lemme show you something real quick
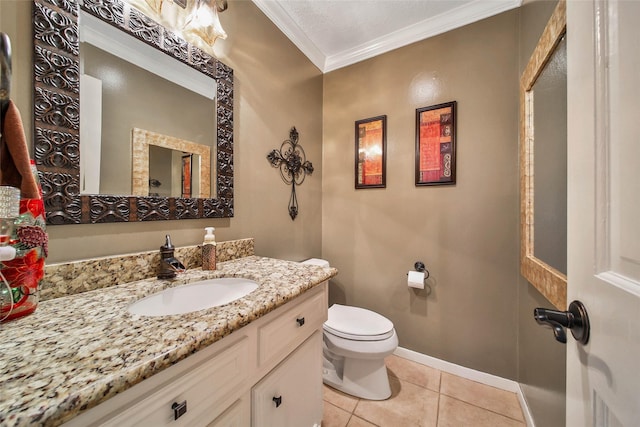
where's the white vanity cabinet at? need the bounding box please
[63,282,327,427]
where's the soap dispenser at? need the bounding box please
[202,227,217,270]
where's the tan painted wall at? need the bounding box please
[322,11,521,379]
[1,0,324,263]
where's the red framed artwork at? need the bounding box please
[355,115,386,189]
[415,101,457,186]
[181,154,192,198]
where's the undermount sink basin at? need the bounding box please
[127,278,259,316]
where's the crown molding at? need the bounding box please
[324,0,522,72]
[252,0,522,73]
[252,0,326,71]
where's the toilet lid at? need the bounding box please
[324,304,394,341]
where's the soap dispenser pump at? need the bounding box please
[202,227,217,270]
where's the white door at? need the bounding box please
[566,0,640,425]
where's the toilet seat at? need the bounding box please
[323,304,395,341]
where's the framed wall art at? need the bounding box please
[415,101,457,186]
[355,115,387,189]
[181,153,192,198]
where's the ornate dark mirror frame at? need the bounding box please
[32,0,233,225]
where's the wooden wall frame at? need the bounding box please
[355,115,386,189]
[520,0,567,309]
[415,101,457,186]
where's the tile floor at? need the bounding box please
[322,355,525,427]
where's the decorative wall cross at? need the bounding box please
[267,127,314,220]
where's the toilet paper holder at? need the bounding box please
[413,261,430,279]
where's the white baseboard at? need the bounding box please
[393,347,535,427]
[517,387,535,427]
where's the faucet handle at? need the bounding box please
[158,234,183,279]
[162,234,174,250]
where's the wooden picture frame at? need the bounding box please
[520,1,567,310]
[415,101,457,186]
[355,115,387,189]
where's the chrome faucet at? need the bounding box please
[158,235,186,279]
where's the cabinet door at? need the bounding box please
[252,332,322,427]
[207,395,250,427]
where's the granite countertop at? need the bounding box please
[0,256,337,427]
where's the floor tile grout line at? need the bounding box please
[439,393,526,423]
[387,373,442,394]
[323,399,363,427]
[323,391,523,427]
[323,355,526,426]
[434,390,441,427]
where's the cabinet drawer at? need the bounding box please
[100,336,250,427]
[258,287,327,366]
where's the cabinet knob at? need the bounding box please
[171,400,187,420]
[272,395,283,408]
[296,317,305,327]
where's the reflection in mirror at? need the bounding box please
[148,147,200,198]
[532,36,567,275]
[33,0,234,224]
[79,10,216,197]
[132,128,211,198]
[520,0,567,310]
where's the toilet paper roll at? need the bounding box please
[407,270,425,289]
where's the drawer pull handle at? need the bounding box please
[296,317,305,327]
[273,396,283,408]
[172,400,187,420]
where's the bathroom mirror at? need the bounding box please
[520,0,567,310]
[33,0,234,224]
[79,14,215,198]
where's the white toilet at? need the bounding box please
[301,259,398,400]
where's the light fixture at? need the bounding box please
[125,0,228,55]
[184,0,227,48]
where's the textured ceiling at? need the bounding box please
[252,0,522,72]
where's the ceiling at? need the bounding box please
[251,0,522,73]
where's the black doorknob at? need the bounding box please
[534,300,590,345]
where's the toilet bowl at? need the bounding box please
[301,259,398,400]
